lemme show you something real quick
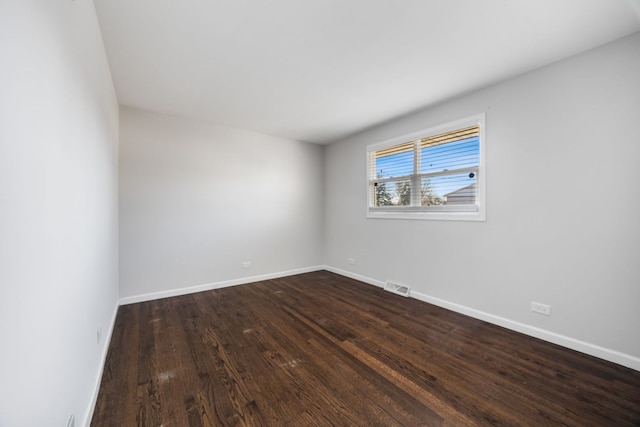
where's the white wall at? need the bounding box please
[119,107,324,301]
[324,32,640,369]
[0,1,119,427]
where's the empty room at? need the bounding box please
[2,0,640,426]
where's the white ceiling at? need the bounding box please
[94,0,640,144]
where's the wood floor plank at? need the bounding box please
[91,271,640,426]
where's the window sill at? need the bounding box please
[367,207,485,221]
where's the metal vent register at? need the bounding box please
[384,281,410,297]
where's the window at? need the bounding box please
[367,114,485,220]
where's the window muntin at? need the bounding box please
[367,115,485,220]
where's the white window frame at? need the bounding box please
[366,113,486,221]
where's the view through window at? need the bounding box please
[367,114,485,220]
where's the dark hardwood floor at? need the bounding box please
[91,271,640,426]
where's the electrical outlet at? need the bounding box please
[97,326,102,344]
[531,302,551,316]
[242,261,252,269]
[347,258,355,265]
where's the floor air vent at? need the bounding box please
[384,281,410,297]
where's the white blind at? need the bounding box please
[370,125,480,208]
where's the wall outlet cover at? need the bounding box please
[531,302,551,316]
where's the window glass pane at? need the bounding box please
[421,172,477,206]
[374,142,414,179]
[373,179,412,206]
[367,115,484,219]
[420,136,479,174]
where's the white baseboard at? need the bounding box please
[324,265,640,372]
[324,265,386,288]
[82,300,119,427]
[119,265,325,305]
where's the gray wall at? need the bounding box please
[0,1,119,426]
[119,107,324,300]
[324,33,640,369]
